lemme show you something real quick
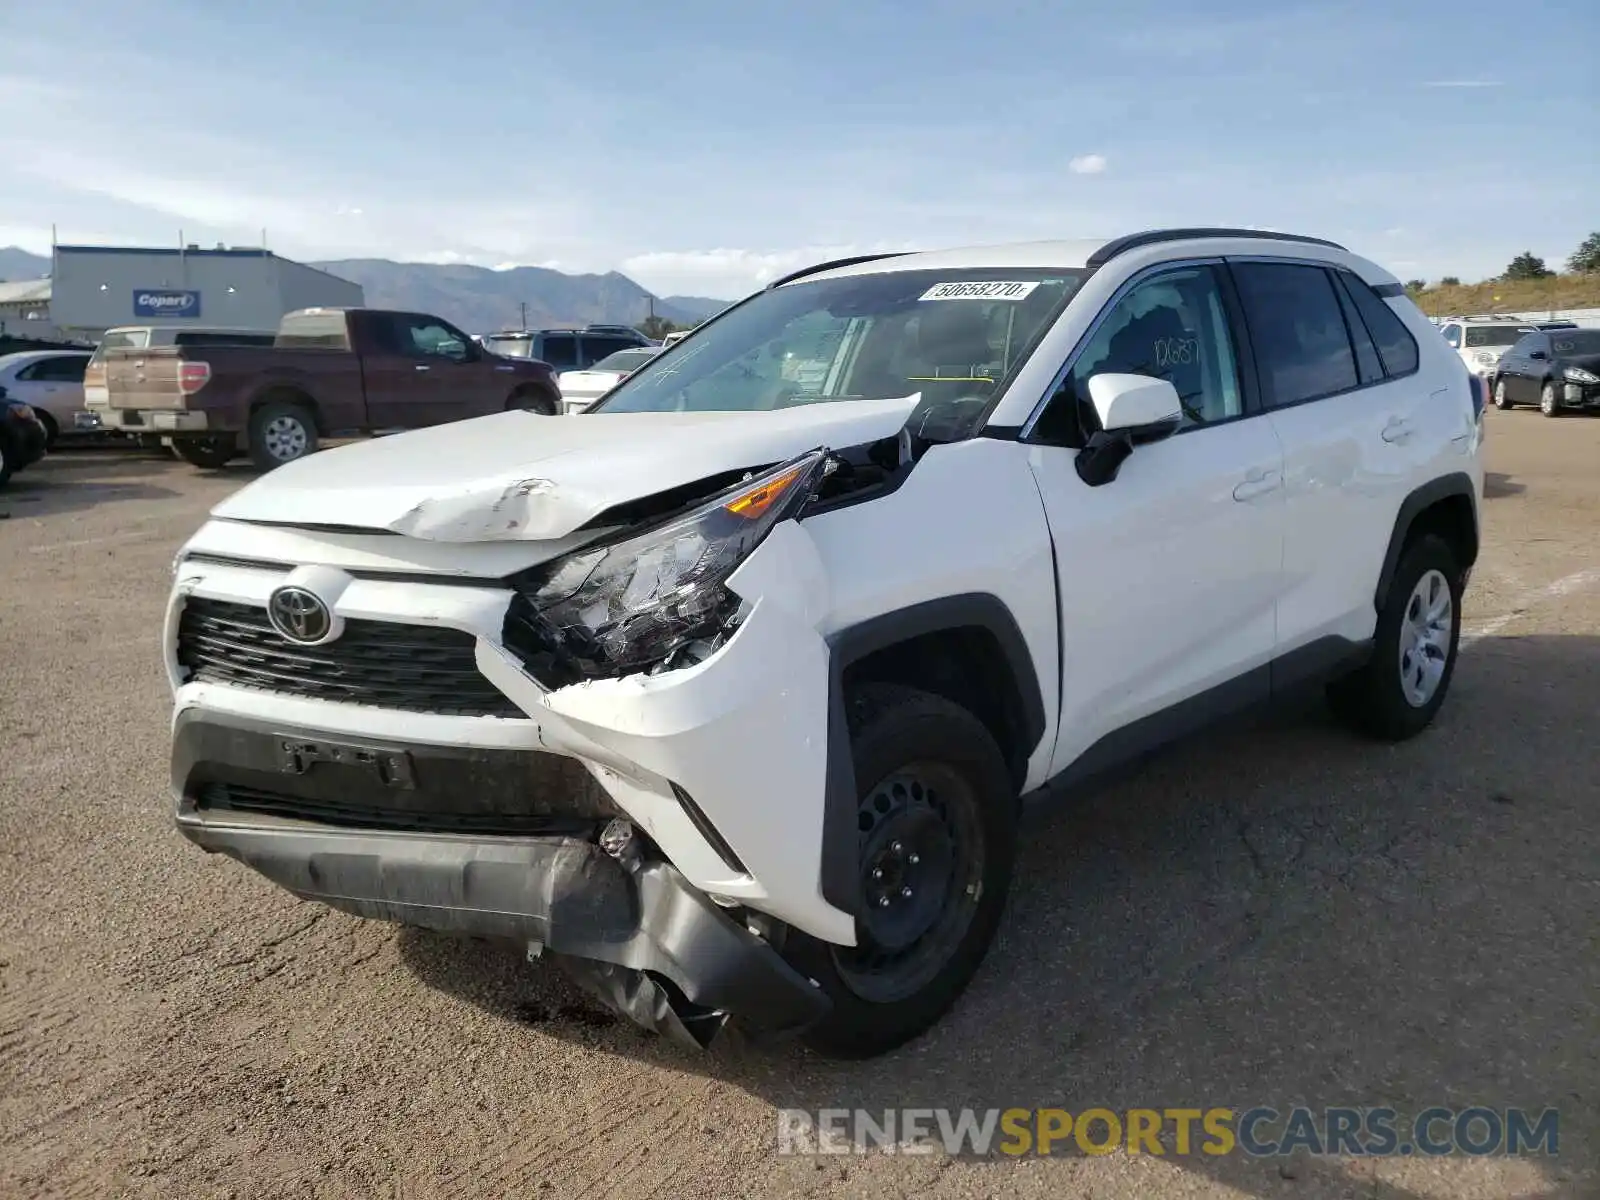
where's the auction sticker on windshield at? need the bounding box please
[919,281,1041,302]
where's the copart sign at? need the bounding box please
[133,289,202,318]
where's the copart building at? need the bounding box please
[15,244,364,341]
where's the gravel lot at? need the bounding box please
[2,412,1596,1200]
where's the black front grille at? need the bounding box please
[176,596,522,717]
[195,782,604,837]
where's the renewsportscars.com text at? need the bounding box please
[777,1106,1560,1158]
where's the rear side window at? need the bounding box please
[539,334,579,370]
[1339,273,1419,377]
[1331,279,1384,385]
[1441,323,1461,348]
[1231,262,1358,408]
[578,335,637,365]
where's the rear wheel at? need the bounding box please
[506,386,557,415]
[1493,379,1514,410]
[1327,533,1462,741]
[782,684,1017,1059]
[172,437,237,469]
[249,401,319,469]
[1540,382,1561,417]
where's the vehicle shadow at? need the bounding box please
[401,633,1599,1198]
[1484,471,1526,499]
[0,457,181,517]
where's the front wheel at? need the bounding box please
[781,684,1017,1058]
[1493,379,1514,410]
[172,437,237,469]
[506,387,558,415]
[1327,534,1462,741]
[1540,382,1561,417]
[249,401,319,469]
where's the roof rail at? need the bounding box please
[1086,228,1347,268]
[764,252,914,291]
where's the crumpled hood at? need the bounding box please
[210,396,922,542]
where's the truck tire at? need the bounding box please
[172,437,237,469]
[507,386,557,415]
[249,401,319,470]
[780,683,1017,1059]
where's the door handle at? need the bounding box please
[414,364,430,372]
[1232,469,1282,502]
[1381,416,1413,443]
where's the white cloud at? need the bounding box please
[1068,154,1108,175]
[1420,80,1502,88]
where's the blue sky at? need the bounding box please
[2,0,1595,298]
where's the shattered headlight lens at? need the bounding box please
[504,449,828,687]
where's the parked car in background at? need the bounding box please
[556,346,662,413]
[0,386,49,488]
[0,350,92,447]
[83,326,280,446]
[482,326,654,371]
[101,307,561,470]
[1437,316,1535,380]
[1491,327,1600,415]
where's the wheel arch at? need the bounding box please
[247,384,323,435]
[819,594,1047,916]
[1374,472,1479,613]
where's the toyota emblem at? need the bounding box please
[267,585,333,644]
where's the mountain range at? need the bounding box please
[0,247,731,333]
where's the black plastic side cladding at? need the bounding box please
[1373,471,1479,612]
[818,594,1047,917]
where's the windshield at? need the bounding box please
[1464,326,1529,348]
[1552,330,1600,355]
[592,348,658,372]
[591,268,1088,424]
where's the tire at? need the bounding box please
[781,683,1017,1059]
[35,410,59,449]
[1540,382,1561,417]
[506,386,557,415]
[0,434,12,488]
[1492,379,1514,410]
[1327,533,1462,741]
[172,437,237,469]
[248,401,319,469]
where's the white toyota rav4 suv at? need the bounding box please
[166,229,1484,1058]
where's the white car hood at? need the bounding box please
[211,396,921,542]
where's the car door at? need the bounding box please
[378,313,486,426]
[577,334,639,369]
[1022,261,1287,776]
[1515,334,1553,403]
[1232,260,1422,662]
[536,334,580,374]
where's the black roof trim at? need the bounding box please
[1086,228,1347,269]
[764,253,915,291]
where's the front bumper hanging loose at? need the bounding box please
[172,711,831,1049]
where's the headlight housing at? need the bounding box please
[1563,366,1599,384]
[503,449,828,687]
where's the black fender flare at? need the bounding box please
[1373,471,1479,613]
[818,593,1047,917]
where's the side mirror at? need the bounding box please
[1529,349,1547,360]
[1088,373,1183,432]
[1074,374,1182,488]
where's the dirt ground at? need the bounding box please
[2,410,1596,1200]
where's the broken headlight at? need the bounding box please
[503,449,828,687]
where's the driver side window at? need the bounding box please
[1034,265,1243,444]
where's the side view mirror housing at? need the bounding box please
[1528,349,1548,360]
[1074,374,1183,487]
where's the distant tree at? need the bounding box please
[1502,252,1554,281]
[1405,279,1427,293]
[1440,275,1461,287]
[1567,232,1600,274]
[638,315,680,340]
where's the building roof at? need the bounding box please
[0,278,51,304]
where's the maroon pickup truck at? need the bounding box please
[101,307,561,469]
